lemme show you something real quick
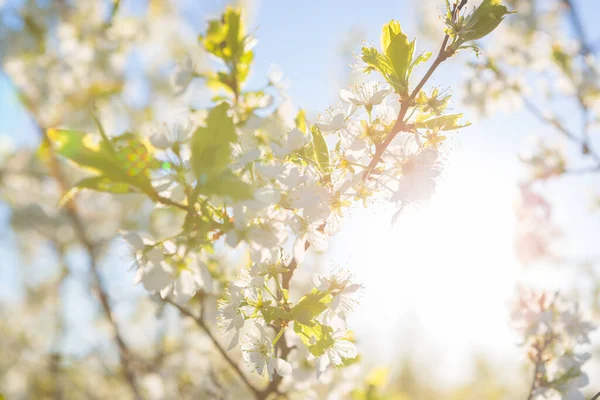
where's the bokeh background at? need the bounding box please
[2,0,600,398]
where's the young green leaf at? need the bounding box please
[414,113,471,131]
[293,321,335,356]
[47,130,162,197]
[291,290,332,325]
[58,176,136,208]
[383,21,414,96]
[310,126,330,174]
[261,305,292,325]
[47,129,116,173]
[380,20,402,53]
[295,109,307,133]
[199,170,253,201]
[191,102,237,179]
[457,0,514,44]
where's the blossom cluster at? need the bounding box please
[103,9,476,385]
[16,1,514,396]
[511,287,596,399]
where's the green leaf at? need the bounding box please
[293,321,335,356]
[360,46,398,87]
[225,8,242,59]
[458,0,514,44]
[309,125,330,174]
[291,290,332,325]
[380,20,402,53]
[47,129,116,173]
[414,113,471,131]
[408,51,432,77]
[199,8,253,89]
[295,109,307,133]
[201,8,243,61]
[384,22,414,95]
[262,305,292,325]
[199,170,253,201]
[58,176,136,207]
[191,102,237,179]
[363,21,427,96]
[236,46,254,85]
[48,129,163,197]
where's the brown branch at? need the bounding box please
[162,298,262,399]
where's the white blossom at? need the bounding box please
[315,329,357,380]
[171,54,195,95]
[241,326,292,380]
[339,81,390,109]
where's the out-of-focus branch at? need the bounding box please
[49,242,70,400]
[525,333,553,400]
[163,298,262,399]
[487,59,600,173]
[561,0,596,158]
[561,0,591,56]
[35,121,143,400]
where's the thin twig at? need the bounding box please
[104,0,121,29]
[561,0,591,56]
[163,298,262,399]
[488,60,600,170]
[562,0,597,160]
[362,0,465,180]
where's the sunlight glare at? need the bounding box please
[328,148,523,384]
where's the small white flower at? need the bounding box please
[268,64,289,91]
[166,269,197,304]
[315,329,357,380]
[559,306,596,345]
[171,54,195,95]
[339,81,390,109]
[218,287,247,350]
[241,326,292,380]
[313,268,362,322]
[385,132,441,206]
[292,216,328,264]
[121,231,145,252]
[136,259,175,293]
[315,103,355,133]
[271,127,310,157]
[150,121,193,150]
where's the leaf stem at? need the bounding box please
[271,326,286,346]
[263,283,279,302]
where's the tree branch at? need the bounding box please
[362,0,465,180]
[561,0,592,56]
[162,298,262,399]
